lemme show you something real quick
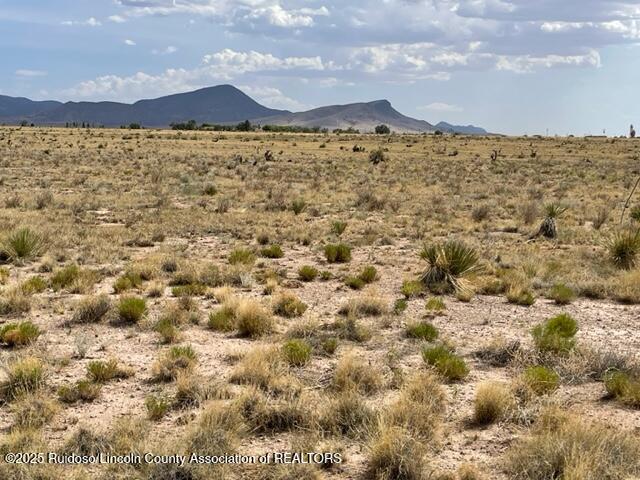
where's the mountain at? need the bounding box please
[255,100,434,133]
[0,85,488,134]
[22,85,287,127]
[435,121,487,135]
[0,95,61,121]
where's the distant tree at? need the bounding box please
[236,120,252,132]
[128,123,142,130]
[375,124,390,135]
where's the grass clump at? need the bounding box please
[422,344,469,382]
[260,244,284,259]
[339,290,389,317]
[0,287,31,316]
[425,296,446,314]
[70,295,111,324]
[116,296,147,324]
[2,227,45,263]
[548,283,576,305]
[208,304,236,332]
[324,243,352,263]
[152,345,198,382]
[331,220,347,236]
[86,359,132,383]
[0,321,41,347]
[20,276,47,294]
[332,354,383,395]
[473,382,515,425]
[506,284,536,306]
[58,380,101,404]
[2,357,45,400]
[532,313,578,355]
[228,248,256,266]
[401,280,424,298]
[298,265,319,282]
[505,408,640,479]
[406,321,439,341]
[188,401,245,457]
[604,370,640,408]
[366,426,427,480]
[145,394,170,420]
[273,291,308,318]
[10,393,59,429]
[521,366,560,396]
[113,270,143,293]
[235,298,274,338]
[321,390,376,438]
[282,339,312,366]
[345,276,365,290]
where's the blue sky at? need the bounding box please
[1,0,640,135]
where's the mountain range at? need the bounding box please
[0,85,488,134]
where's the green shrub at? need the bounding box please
[608,229,640,269]
[401,280,424,298]
[393,298,408,315]
[549,283,576,305]
[3,357,45,399]
[422,345,469,382]
[358,266,378,284]
[113,271,143,293]
[406,321,439,342]
[152,345,198,382]
[282,339,312,366]
[20,276,47,294]
[71,295,111,324]
[86,359,131,383]
[228,248,256,265]
[208,306,236,332]
[154,316,180,344]
[321,337,338,355]
[117,296,147,323]
[290,198,307,215]
[260,245,284,259]
[522,366,560,395]
[532,313,578,354]
[320,270,333,281]
[331,221,347,236]
[145,394,170,420]
[171,283,206,297]
[298,265,319,282]
[324,243,352,263]
[235,299,274,338]
[51,265,80,291]
[2,228,45,262]
[420,241,480,294]
[425,297,446,314]
[345,276,365,290]
[58,380,101,403]
[0,321,41,347]
[604,371,640,408]
[506,285,536,306]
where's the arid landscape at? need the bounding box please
[1,127,639,480]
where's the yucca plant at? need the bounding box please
[2,228,45,262]
[534,203,568,239]
[608,229,640,269]
[419,241,481,294]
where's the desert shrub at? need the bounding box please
[473,382,515,425]
[171,283,206,297]
[366,427,426,480]
[115,296,146,324]
[152,345,198,382]
[471,205,490,222]
[282,339,312,366]
[237,387,309,434]
[290,198,307,215]
[532,313,578,354]
[425,296,446,314]
[604,370,640,408]
[393,298,408,315]
[70,295,111,324]
[154,316,180,344]
[202,183,217,196]
[208,304,236,332]
[422,344,469,382]
[0,321,40,347]
[273,291,308,318]
[235,298,274,338]
[548,283,576,305]
[420,241,480,294]
[320,270,333,280]
[401,280,424,298]
[608,229,640,269]
[51,264,98,293]
[336,316,372,342]
[521,366,560,396]
[331,220,348,236]
[20,276,47,294]
[506,284,536,306]
[504,409,640,479]
[174,373,231,408]
[475,338,522,367]
[339,290,389,317]
[260,244,284,259]
[58,380,101,404]
[298,265,319,282]
[2,357,45,399]
[613,269,640,304]
[113,270,143,293]
[332,354,382,395]
[2,228,45,262]
[358,265,378,284]
[406,321,439,341]
[368,148,387,165]
[145,394,170,420]
[86,359,131,383]
[324,243,352,263]
[322,337,339,355]
[229,347,294,393]
[228,248,256,265]
[10,393,58,429]
[321,390,376,438]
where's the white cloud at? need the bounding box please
[239,85,309,111]
[108,14,127,23]
[152,46,178,55]
[202,49,326,77]
[15,69,48,77]
[124,39,136,46]
[61,17,102,27]
[419,102,464,113]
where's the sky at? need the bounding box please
[1,0,640,135]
